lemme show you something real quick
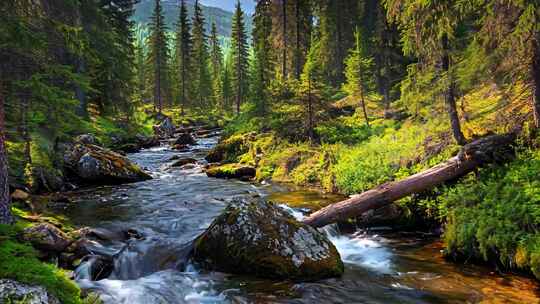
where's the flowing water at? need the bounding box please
[60,134,540,304]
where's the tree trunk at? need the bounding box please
[360,92,370,128]
[307,76,314,141]
[302,134,515,228]
[441,35,466,145]
[294,0,301,79]
[533,32,540,129]
[0,79,13,225]
[282,0,287,79]
[22,94,31,165]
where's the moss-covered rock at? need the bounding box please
[20,223,73,253]
[64,143,152,185]
[193,199,344,281]
[205,164,256,180]
[205,133,255,163]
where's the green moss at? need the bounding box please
[0,223,83,304]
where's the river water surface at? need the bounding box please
[60,134,540,303]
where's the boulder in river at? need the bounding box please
[153,116,175,138]
[21,223,73,253]
[173,133,196,146]
[205,163,256,180]
[64,143,152,185]
[193,199,344,281]
[205,133,254,163]
[0,279,60,304]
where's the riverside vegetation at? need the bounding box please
[1,0,540,303]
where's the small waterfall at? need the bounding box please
[279,204,393,274]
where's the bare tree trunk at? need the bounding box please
[442,35,466,145]
[294,0,301,79]
[282,0,287,79]
[302,134,515,228]
[360,91,370,128]
[21,94,31,164]
[0,79,13,225]
[533,33,540,129]
[307,76,314,141]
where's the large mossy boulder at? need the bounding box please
[205,163,256,180]
[193,199,344,281]
[64,143,152,185]
[205,133,255,163]
[173,133,196,146]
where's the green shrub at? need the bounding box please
[438,150,540,278]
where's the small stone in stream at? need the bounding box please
[171,158,197,167]
[193,199,344,281]
[205,164,256,180]
[21,223,73,253]
[173,133,196,146]
[0,279,61,304]
[11,189,30,201]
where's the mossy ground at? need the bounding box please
[0,222,82,304]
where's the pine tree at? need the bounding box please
[209,22,224,109]
[191,0,212,109]
[251,0,274,115]
[230,1,249,115]
[344,28,372,128]
[386,0,467,145]
[175,0,192,114]
[147,0,170,114]
[222,51,234,112]
[298,36,330,142]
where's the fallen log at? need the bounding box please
[302,134,516,228]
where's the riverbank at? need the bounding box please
[209,113,540,281]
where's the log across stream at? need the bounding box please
[57,134,539,304]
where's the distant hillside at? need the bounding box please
[134,0,252,37]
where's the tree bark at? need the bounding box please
[282,0,287,79]
[533,32,540,129]
[0,79,13,225]
[302,134,515,228]
[441,35,466,145]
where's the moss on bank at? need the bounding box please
[0,223,83,304]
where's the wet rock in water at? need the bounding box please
[172,144,189,151]
[193,199,344,281]
[77,255,114,281]
[0,279,60,304]
[173,133,196,146]
[205,164,256,180]
[76,133,101,146]
[21,223,73,253]
[136,134,160,149]
[171,157,197,167]
[153,116,175,138]
[116,143,141,154]
[64,143,152,185]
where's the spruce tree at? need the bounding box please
[175,0,192,114]
[230,1,249,115]
[251,0,273,115]
[191,0,212,109]
[209,22,224,109]
[344,28,372,128]
[386,0,467,145]
[147,0,169,114]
